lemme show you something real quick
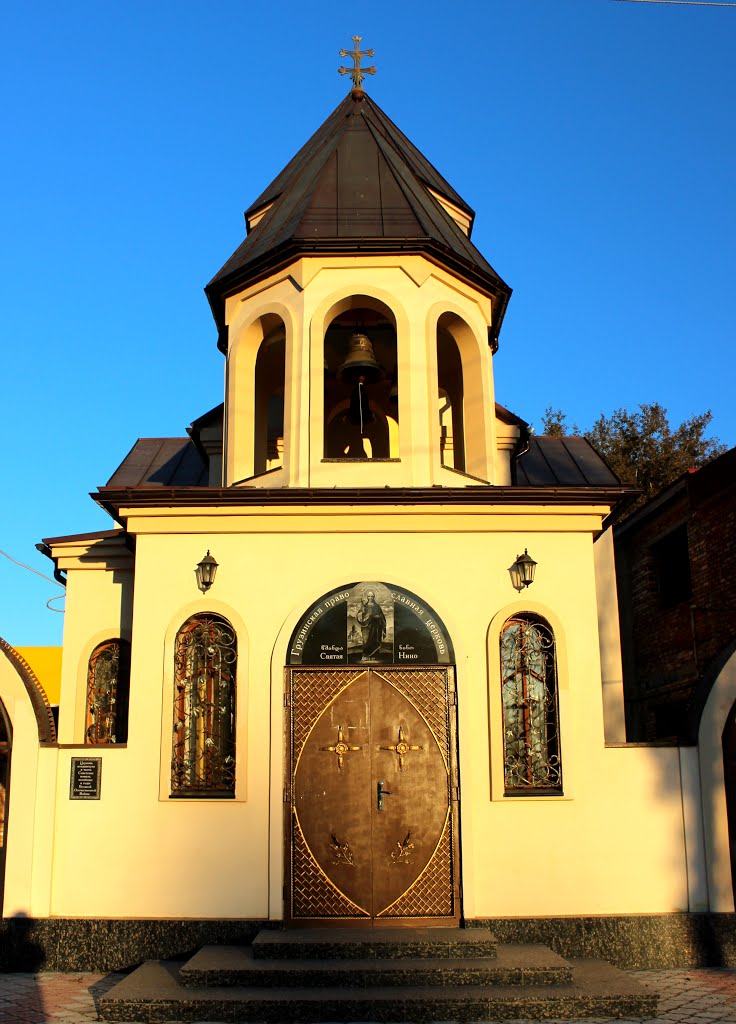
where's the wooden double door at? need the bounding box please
[285,666,460,925]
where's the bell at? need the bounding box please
[337,332,384,384]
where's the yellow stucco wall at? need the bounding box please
[15,647,62,705]
[0,502,699,921]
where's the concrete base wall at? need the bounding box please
[2,914,736,972]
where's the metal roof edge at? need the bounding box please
[92,484,636,514]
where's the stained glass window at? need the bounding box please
[171,615,237,796]
[85,640,129,744]
[500,616,561,793]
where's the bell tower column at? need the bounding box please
[399,315,434,487]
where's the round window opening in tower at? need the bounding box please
[323,307,398,460]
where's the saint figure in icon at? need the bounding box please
[356,589,387,660]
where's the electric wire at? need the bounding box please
[0,547,66,613]
[612,1,736,7]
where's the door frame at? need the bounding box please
[283,664,461,927]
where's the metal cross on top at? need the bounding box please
[338,36,377,90]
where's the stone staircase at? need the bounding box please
[99,926,657,1022]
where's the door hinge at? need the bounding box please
[284,692,290,707]
[451,785,459,802]
[283,786,291,803]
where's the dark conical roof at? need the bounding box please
[206,92,511,346]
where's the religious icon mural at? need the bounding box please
[287,582,453,666]
[347,583,393,663]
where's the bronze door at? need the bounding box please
[286,667,459,925]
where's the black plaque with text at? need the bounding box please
[70,757,102,800]
[288,581,453,665]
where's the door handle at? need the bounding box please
[377,779,393,812]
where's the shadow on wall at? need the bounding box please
[0,913,46,971]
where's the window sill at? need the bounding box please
[57,743,128,749]
[501,791,570,802]
[169,791,236,800]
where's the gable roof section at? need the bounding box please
[206,93,511,343]
[106,438,207,488]
[515,437,621,487]
[103,421,620,493]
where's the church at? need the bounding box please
[2,41,735,977]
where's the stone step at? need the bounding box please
[180,942,571,988]
[252,925,498,960]
[99,957,658,1022]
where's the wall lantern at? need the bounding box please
[509,549,537,592]
[195,550,219,593]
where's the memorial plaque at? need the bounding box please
[288,581,453,665]
[70,757,102,800]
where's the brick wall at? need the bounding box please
[615,450,736,741]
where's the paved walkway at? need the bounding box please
[1,967,736,1023]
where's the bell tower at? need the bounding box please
[205,43,514,489]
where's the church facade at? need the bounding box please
[2,76,735,959]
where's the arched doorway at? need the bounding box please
[723,700,736,902]
[0,698,11,915]
[284,582,459,926]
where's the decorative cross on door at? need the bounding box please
[381,724,423,771]
[321,724,361,770]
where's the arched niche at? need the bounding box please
[0,697,10,913]
[437,319,466,472]
[322,298,398,461]
[226,310,288,485]
[254,319,286,475]
[435,311,490,480]
[723,700,736,903]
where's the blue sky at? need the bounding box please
[1,0,734,646]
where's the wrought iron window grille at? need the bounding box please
[85,639,130,745]
[171,615,237,796]
[500,615,562,794]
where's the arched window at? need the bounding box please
[85,640,130,744]
[500,615,561,793]
[171,615,237,796]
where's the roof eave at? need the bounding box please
[93,484,638,524]
[206,238,512,347]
